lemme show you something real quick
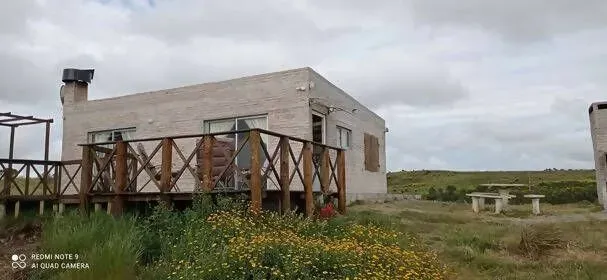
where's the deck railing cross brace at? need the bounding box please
[288,144,304,185]
[260,137,282,190]
[127,142,163,192]
[170,139,202,192]
[61,164,81,194]
[212,134,250,190]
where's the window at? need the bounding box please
[203,115,268,169]
[88,128,136,146]
[364,133,379,172]
[336,126,351,149]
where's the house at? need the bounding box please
[60,67,387,202]
[588,102,607,209]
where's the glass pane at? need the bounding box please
[207,119,236,139]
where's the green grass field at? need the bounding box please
[388,170,596,194]
[348,200,607,280]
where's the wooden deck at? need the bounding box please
[0,128,346,217]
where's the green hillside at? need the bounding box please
[388,169,596,194]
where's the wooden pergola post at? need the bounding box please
[250,130,262,215]
[303,141,314,217]
[3,126,15,196]
[112,141,127,216]
[337,150,346,214]
[43,122,50,195]
[80,146,93,214]
[279,137,290,213]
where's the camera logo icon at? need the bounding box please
[11,254,27,269]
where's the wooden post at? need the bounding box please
[3,126,15,196]
[80,146,93,214]
[280,137,290,213]
[320,147,330,194]
[303,141,314,217]
[43,122,50,195]
[250,130,262,215]
[337,150,346,214]
[160,138,173,204]
[24,164,30,196]
[112,141,127,216]
[201,135,215,192]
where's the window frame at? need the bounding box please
[336,125,351,149]
[88,127,136,143]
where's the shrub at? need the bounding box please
[516,224,568,260]
[422,181,598,204]
[144,195,450,279]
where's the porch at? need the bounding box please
[0,127,347,217]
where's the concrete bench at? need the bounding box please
[524,194,545,215]
[466,192,516,214]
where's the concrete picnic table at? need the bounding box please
[466,192,517,214]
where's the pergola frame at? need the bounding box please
[0,112,53,162]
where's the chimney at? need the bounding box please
[60,68,94,105]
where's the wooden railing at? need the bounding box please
[78,129,346,216]
[0,159,82,198]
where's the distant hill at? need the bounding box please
[387,169,596,194]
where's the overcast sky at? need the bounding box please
[1,0,606,171]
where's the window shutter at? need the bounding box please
[364,133,379,172]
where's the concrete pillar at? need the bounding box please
[478,197,485,210]
[52,203,58,213]
[58,203,65,214]
[106,201,112,215]
[471,197,479,213]
[14,201,20,218]
[531,198,541,215]
[39,201,45,216]
[94,203,101,212]
[494,199,503,214]
[0,203,5,219]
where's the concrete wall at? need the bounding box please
[308,70,387,200]
[589,102,607,208]
[61,68,312,193]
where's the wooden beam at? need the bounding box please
[250,130,262,215]
[320,147,330,194]
[303,141,314,217]
[8,126,15,160]
[201,135,215,192]
[160,138,173,196]
[280,137,290,213]
[80,146,93,214]
[337,150,346,214]
[112,141,127,216]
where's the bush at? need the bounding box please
[422,181,598,204]
[143,194,450,279]
[516,224,568,260]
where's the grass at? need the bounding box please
[388,169,595,194]
[13,196,449,280]
[347,200,607,280]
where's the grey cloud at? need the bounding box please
[0,54,59,106]
[341,68,468,109]
[130,0,360,44]
[409,0,607,42]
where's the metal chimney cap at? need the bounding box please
[62,68,95,84]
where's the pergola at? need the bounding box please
[0,112,54,161]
